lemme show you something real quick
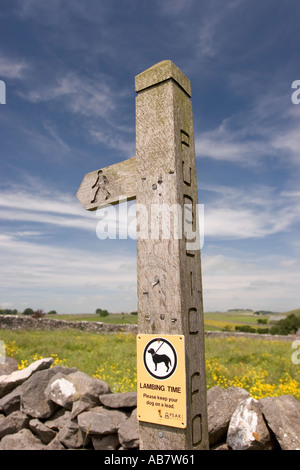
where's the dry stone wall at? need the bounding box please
[0,315,138,335]
[1,356,300,450]
[0,315,297,342]
[0,357,138,450]
[0,316,299,450]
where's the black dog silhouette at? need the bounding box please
[148,348,171,372]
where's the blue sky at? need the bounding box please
[1,0,300,314]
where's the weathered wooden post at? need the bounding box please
[135,61,208,450]
[77,60,208,451]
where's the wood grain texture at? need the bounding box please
[135,61,208,450]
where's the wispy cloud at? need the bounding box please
[1,178,299,313]
[0,181,139,238]
[42,121,71,153]
[2,178,298,242]
[0,185,95,232]
[202,251,300,312]
[0,232,137,312]
[201,183,300,239]
[0,54,28,79]
[0,233,136,289]
[0,179,137,313]
[20,73,116,118]
[195,124,268,164]
[195,83,300,170]
[89,128,135,157]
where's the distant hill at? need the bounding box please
[227,309,253,312]
[285,308,300,316]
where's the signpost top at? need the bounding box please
[135,60,192,97]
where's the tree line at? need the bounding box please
[0,308,57,316]
[234,314,300,336]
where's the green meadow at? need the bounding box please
[1,320,299,400]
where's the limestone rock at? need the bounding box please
[0,384,22,415]
[99,392,137,409]
[118,408,139,449]
[44,409,72,430]
[0,357,18,376]
[207,385,224,404]
[46,435,66,450]
[45,370,111,409]
[91,433,120,450]
[0,410,30,439]
[0,428,45,450]
[21,366,76,418]
[258,395,300,450]
[2,351,299,451]
[70,400,91,419]
[227,397,275,450]
[29,418,56,444]
[0,357,53,397]
[77,406,127,436]
[56,418,87,449]
[208,386,250,446]
[212,442,229,450]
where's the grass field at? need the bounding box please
[47,310,289,332]
[1,327,299,400]
[51,313,138,324]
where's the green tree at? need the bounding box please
[95,308,109,317]
[235,325,256,333]
[257,328,269,334]
[270,314,300,335]
[0,308,17,315]
[257,318,268,324]
[23,308,34,316]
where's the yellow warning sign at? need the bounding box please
[137,334,186,428]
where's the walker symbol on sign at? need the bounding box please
[143,338,177,380]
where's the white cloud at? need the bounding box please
[89,128,135,156]
[194,51,300,169]
[20,73,115,118]
[0,179,138,313]
[0,233,136,288]
[202,252,300,312]
[1,179,299,313]
[0,187,83,216]
[272,125,300,165]
[0,55,28,79]
[0,186,97,233]
[200,183,300,240]
[1,179,298,243]
[280,259,299,267]
[195,126,266,164]
[43,121,71,153]
[0,232,137,313]
[199,182,300,311]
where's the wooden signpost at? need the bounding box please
[77,60,209,450]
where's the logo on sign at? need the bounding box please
[143,337,177,380]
